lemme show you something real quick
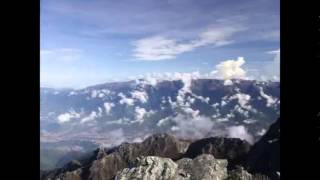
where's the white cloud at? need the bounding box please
[100,129,126,147]
[135,107,147,122]
[157,117,171,127]
[211,57,247,80]
[91,90,99,98]
[183,107,200,118]
[134,106,154,124]
[172,114,214,139]
[234,105,249,117]
[223,79,233,86]
[97,107,103,117]
[257,128,267,136]
[243,119,257,124]
[131,90,149,103]
[227,125,254,144]
[81,111,98,123]
[57,111,80,124]
[68,91,77,96]
[259,87,277,107]
[118,93,135,106]
[98,93,105,98]
[103,102,114,115]
[229,93,252,110]
[221,100,227,106]
[132,27,240,61]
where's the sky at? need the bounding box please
[40,0,280,89]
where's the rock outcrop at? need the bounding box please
[41,133,190,180]
[184,137,251,168]
[227,166,270,180]
[116,154,228,180]
[115,156,178,180]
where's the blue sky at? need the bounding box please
[40,0,279,88]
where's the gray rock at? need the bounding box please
[116,154,228,180]
[227,166,270,180]
[116,156,178,180]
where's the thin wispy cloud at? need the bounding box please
[133,26,242,61]
[40,48,83,62]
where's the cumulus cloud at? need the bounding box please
[227,125,254,144]
[229,93,252,110]
[129,56,252,87]
[133,27,240,61]
[90,89,110,99]
[91,90,99,98]
[182,107,200,118]
[134,106,147,123]
[81,111,98,123]
[118,93,135,106]
[68,91,77,96]
[211,57,247,80]
[131,90,149,103]
[223,79,233,86]
[133,106,154,124]
[103,102,114,115]
[57,111,80,124]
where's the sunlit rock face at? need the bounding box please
[116,154,228,180]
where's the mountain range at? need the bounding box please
[40,78,279,170]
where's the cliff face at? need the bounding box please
[41,119,279,180]
[244,118,280,180]
[184,137,251,168]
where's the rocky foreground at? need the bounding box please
[41,119,280,180]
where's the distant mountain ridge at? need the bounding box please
[41,79,279,141]
[40,78,279,170]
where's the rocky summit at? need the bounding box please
[116,154,228,180]
[41,119,280,180]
